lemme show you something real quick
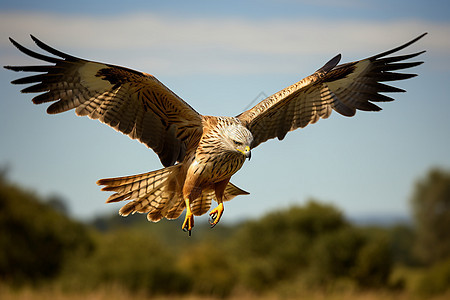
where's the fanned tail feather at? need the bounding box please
[97,165,181,222]
[97,166,250,222]
[223,182,250,201]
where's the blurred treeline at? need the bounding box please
[0,168,449,299]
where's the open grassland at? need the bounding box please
[2,286,450,300]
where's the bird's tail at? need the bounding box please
[97,165,250,222]
[97,165,183,222]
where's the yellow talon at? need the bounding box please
[182,204,194,236]
[209,203,224,228]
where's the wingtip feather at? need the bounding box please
[7,36,61,63]
[29,34,78,60]
[318,54,341,74]
[370,33,428,61]
[29,34,38,42]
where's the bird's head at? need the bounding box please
[223,121,253,160]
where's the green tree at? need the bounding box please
[387,224,416,266]
[310,227,392,288]
[0,175,92,285]
[310,227,365,285]
[61,229,189,295]
[351,233,392,287]
[177,241,237,297]
[411,169,450,265]
[230,200,348,291]
[414,257,450,296]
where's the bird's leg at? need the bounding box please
[210,178,229,228]
[209,201,224,228]
[182,198,194,236]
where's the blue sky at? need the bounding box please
[1,0,449,224]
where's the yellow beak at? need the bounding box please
[238,146,251,160]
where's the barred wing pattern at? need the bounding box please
[238,33,426,149]
[4,33,426,233]
[5,35,203,167]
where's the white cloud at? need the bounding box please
[1,12,448,75]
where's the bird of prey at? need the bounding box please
[5,33,426,235]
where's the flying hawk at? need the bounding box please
[5,33,426,235]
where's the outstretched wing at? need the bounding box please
[237,33,427,149]
[5,35,203,167]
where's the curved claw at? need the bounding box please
[209,203,224,228]
[181,211,194,236]
[182,224,192,236]
[209,212,218,228]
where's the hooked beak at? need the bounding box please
[238,146,251,160]
[244,146,251,160]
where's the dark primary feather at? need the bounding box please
[5,35,203,167]
[238,33,426,149]
[4,33,426,162]
[8,37,61,63]
[29,34,79,61]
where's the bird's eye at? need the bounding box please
[233,140,243,146]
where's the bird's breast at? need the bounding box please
[207,152,246,182]
[188,150,246,184]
